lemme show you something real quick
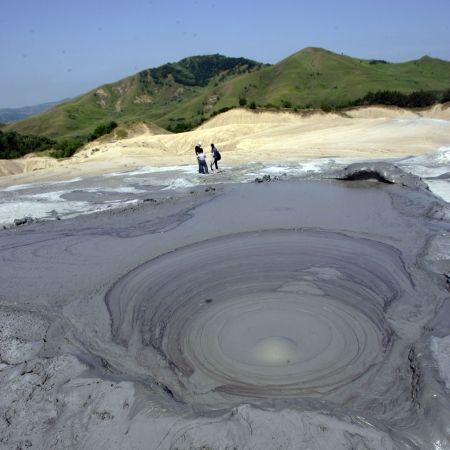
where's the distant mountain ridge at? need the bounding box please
[0,99,70,123]
[5,48,450,140]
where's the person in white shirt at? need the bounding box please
[195,143,209,174]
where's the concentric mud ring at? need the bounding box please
[106,230,413,403]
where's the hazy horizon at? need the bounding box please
[1,0,449,108]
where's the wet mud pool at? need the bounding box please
[1,176,450,449]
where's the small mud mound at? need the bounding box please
[339,162,429,190]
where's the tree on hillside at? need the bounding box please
[89,121,118,141]
[147,55,263,87]
[0,130,56,159]
[441,89,450,103]
[49,138,85,159]
[351,90,439,108]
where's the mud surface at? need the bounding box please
[1,178,450,449]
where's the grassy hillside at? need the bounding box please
[210,48,450,109]
[5,55,263,140]
[7,48,450,140]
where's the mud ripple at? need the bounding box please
[106,229,416,405]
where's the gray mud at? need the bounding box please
[338,162,429,190]
[1,177,450,449]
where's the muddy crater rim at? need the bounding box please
[105,229,416,403]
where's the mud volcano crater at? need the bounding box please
[106,229,416,406]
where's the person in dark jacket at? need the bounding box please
[210,143,221,172]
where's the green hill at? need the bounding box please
[207,48,450,110]
[5,55,263,140]
[6,48,450,140]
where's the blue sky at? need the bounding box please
[1,0,449,107]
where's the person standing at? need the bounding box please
[210,143,221,172]
[195,143,203,156]
[195,143,209,174]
